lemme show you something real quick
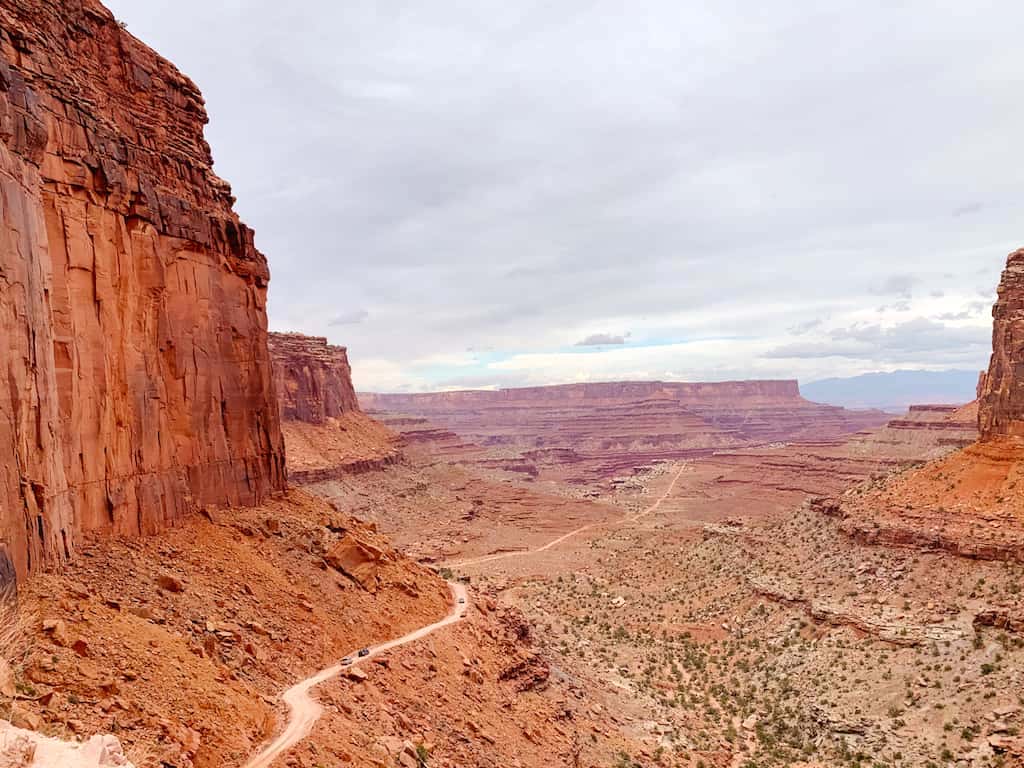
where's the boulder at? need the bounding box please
[0,657,15,698]
[157,574,185,594]
[10,703,42,731]
[42,619,68,647]
[325,535,390,592]
[0,719,136,766]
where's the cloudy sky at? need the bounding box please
[106,0,1023,392]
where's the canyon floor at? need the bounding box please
[4,408,1024,768]
[311,416,1023,768]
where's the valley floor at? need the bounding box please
[5,435,1024,768]
[318,444,1024,768]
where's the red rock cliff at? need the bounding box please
[360,380,802,411]
[0,0,286,583]
[268,333,360,424]
[979,249,1024,440]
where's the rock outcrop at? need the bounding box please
[827,248,1024,563]
[979,248,1024,440]
[0,0,285,582]
[325,533,392,592]
[268,332,359,424]
[363,380,890,485]
[269,332,401,483]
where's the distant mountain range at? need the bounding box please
[801,369,980,413]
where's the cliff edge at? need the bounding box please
[832,248,1024,563]
[979,248,1024,440]
[269,332,399,482]
[0,0,286,583]
[268,332,359,423]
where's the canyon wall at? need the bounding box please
[269,332,399,483]
[268,333,359,424]
[366,380,890,485]
[361,379,802,411]
[829,247,1024,564]
[0,0,286,583]
[979,248,1024,440]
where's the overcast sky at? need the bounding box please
[106,0,1023,392]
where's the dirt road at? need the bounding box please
[245,465,684,766]
[450,462,689,568]
[244,582,468,768]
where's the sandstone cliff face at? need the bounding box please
[0,0,285,582]
[367,380,890,485]
[979,249,1024,440]
[269,332,400,483]
[268,333,359,424]
[361,379,802,411]
[829,248,1024,564]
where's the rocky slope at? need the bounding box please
[0,0,285,584]
[7,490,450,768]
[364,380,890,485]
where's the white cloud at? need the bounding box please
[106,0,1022,390]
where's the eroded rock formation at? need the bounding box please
[362,379,805,411]
[979,248,1024,440]
[268,332,359,424]
[363,380,890,484]
[828,248,1024,563]
[0,0,285,582]
[269,332,400,482]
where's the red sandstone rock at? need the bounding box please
[827,248,1024,563]
[363,380,890,484]
[0,0,285,583]
[325,533,391,592]
[980,249,1024,440]
[268,331,400,482]
[268,332,359,423]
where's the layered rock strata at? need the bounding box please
[269,332,400,482]
[0,0,285,582]
[828,248,1024,562]
[268,332,359,424]
[363,380,890,484]
[979,248,1024,440]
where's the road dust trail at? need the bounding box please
[450,462,689,568]
[244,582,468,768]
